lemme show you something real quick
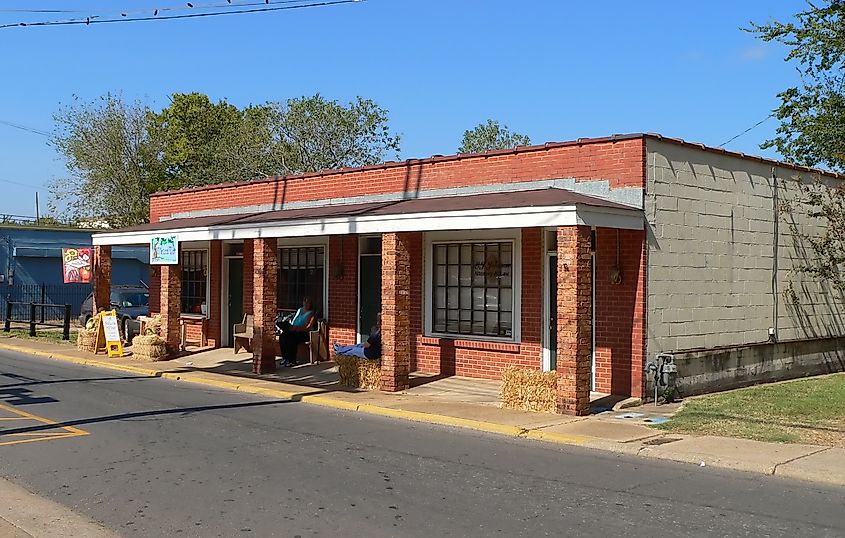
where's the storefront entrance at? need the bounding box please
[225,257,243,347]
[358,237,382,342]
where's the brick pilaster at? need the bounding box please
[556,226,593,415]
[380,232,411,392]
[92,246,112,314]
[251,238,278,374]
[160,264,182,354]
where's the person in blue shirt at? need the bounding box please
[277,297,316,367]
[333,313,382,360]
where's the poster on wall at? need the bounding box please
[150,235,179,265]
[62,248,92,283]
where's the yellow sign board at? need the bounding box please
[95,310,124,358]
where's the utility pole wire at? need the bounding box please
[0,0,362,30]
[718,114,774,147]
[0,118,50,137]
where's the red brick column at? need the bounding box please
[380,232,411,392]
[92,246,112,314]
[160,264,182,354]
[251,238,278,374]
[556,226,593,415]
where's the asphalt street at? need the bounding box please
[0,349,842,538]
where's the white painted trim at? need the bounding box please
[93,205,643,246]
[423,229,522,344]
[180,246,211,318]
[591,235,597,392]
[356,235,382,343]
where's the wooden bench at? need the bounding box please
[234,314,329,365]
[233,314,253,354]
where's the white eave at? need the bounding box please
[93,204,644,246]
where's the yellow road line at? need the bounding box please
[0,401,88,446]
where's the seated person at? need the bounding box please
[277,297,316,367]
[333,313,381,360]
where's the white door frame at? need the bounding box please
[542,250,556,371]
[357,235,382,343]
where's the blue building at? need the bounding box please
[0,224,149,316]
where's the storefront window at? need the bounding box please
[278,246,325,315]
[181,250,208,315]
[432,241,513,338]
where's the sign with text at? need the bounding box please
[95,310,124,358]
[62,248,92,283]
[150,235,179,265]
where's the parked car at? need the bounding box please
[79,286,149,341]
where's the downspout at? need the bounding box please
[771,167,779,342]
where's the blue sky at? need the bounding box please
[0,0,806,217]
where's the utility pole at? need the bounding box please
[35,192,40,223]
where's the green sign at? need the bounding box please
[150,235,179,265]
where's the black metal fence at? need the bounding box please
[0,284,92,321]
[3,302,72,340]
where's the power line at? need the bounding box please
[0,178,42,189]
[0,118,50,137]
[718,114,775,147]
[0,0,362,30]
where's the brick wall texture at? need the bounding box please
[160,264,181,354]
[251,238,278,374]
[645,139,845,357]
[380,232,411,391]
[555,226,593,415]
[149,139,646,223]
[145,136,651,396]
[92,246,112,314]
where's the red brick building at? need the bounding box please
[95,133,845,414]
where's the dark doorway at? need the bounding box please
[227,258,244,347]
[548,254,557,370]
[359,238,382,341]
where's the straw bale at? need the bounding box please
[131,335,168,361]
[500,367,557,413]
[144,315,162,336]
[76,329,97,353]
[336,354,381,390]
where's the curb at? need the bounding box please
[0,341,590,446]
[2,340,841,488]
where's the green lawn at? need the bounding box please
[0,328,77,346]
[656,373,845,446]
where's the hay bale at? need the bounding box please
[336,354,381,390]
[131,335,168,361]
[76,330,97,353]
[500,367,557,413]
[144,315,162,336]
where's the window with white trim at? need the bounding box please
[181,250,208,315]
[278,246,325,316]
[432,241,514,338]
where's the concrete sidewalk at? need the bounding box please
[1,336,842,488]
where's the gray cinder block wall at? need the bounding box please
[644,139,845,394]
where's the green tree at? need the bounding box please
[458,119,531,154]
[151,92,250,186]
[50,92,401,227]
[268,94,401,174]
[50,94,166,228]
[750,2,845,293]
